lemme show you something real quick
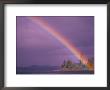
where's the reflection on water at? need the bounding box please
[16,65,94,74]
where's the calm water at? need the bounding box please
[16,66,94,74]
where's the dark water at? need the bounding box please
[16,65,94,74]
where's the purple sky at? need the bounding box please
[16,16,94,67]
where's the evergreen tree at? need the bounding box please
[66,60,73,68]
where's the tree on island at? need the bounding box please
[61,60,74,69]
[66,60,73,68]
[79,60,88,70]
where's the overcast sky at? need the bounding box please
[16,16,94,67]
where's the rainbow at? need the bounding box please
[28,16,93,70]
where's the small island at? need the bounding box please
[61,60,88,71]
